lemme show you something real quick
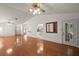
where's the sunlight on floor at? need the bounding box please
[37,42,43,54]
[24,35,28,41]
[6,48,13,54]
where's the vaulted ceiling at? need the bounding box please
[0,3,79,24]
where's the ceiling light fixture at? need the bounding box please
[29,3,45,15]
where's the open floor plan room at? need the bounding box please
[0,3,79,56]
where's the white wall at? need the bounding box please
[0,23,15,36]
[23,13,79,44]
[77,20,79,47]
[0,23,23,36]
[0,4,28,36]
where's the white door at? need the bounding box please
[62,19,77,47]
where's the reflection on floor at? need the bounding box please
[0,35,79,56]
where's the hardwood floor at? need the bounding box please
[0,36,79,56]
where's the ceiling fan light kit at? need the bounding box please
[29,3,45,15]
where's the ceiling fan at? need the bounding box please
[29,3,45,15]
